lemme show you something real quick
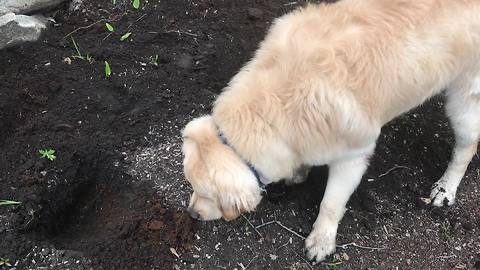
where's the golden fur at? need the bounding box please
[182,0,480,262]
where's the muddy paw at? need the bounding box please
[305,229,336,262]
[430,180,456,207]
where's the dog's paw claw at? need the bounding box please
[305,230,336,262]
[430,180,455,207]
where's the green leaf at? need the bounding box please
[120,32,132,41]
[133,0,140,9]
[112,0,116,4]
[39,148,56,160]
[105,23,114,32]
[105,61,111,77]
[0,200,22,206]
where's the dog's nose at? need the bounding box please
[187,207,199,220]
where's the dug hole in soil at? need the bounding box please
[0,0,479,270]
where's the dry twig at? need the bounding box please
[337,242,387,250]
[241,214,263,239]
[254,220,306,239]
[254,220,276,229]
[275,221,306,239]
[378,165,411,178]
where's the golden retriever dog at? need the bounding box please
[182,0,480,262]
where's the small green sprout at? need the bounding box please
[133,0,140,9]
[71,37,83,60]
[326,258,343,270]
[70,37,93,64]
[105,61,111,77]
[39,149,56,161]
[105,23,114,32]
[112,0,116,4]
[86,54,93,63]
[0,200,21,206]
[440,220,453,242]
[149,55,159,66]
[120,32,132,41]
[0,258,12,267]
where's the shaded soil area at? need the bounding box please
[0,0,479,270]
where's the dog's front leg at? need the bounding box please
[306,154,370,262]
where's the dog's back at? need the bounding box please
[213,0,480,167]
[253,0,480,123]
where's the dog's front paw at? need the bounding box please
[430,179,456,207]
[305,228,336,262]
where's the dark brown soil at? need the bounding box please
[0,0,479,270]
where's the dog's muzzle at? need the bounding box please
[187,207,200,220]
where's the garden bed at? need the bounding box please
[0,0,479,269]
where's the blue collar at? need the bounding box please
[218,132,267,192]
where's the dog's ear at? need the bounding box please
[182,136,208,188]
[212,167,261,221]
[181,116,216,183]
[182,135,202,181]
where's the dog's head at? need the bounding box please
[181,116,263,221]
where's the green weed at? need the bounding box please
[326,258,343,270]
[105,23,114,32]
[0,200,21,206]
[120,32,132,41]
[0,258,12,267]
[105,61,112,77]
[70,37,94,64]
[149,55,159,66]
[39,149,56,161]
[133,0,140,9]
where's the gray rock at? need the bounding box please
[0,13,46,49]
[69,0,83,12]
[0,0,65,15]
[176,53,194,69]
[247,7,264,20]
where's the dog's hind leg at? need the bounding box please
[430,78,480,206]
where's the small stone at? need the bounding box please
[341,252,349,261]
[69,0,83,12]
[269,254,278,261]
[247,8,263,20]
[41,248,50,256]
[461,220,473,231]
[176,54,193,69]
